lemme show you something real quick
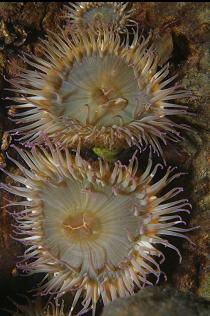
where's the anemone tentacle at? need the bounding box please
[1,143,192,315]
[10,297,65,316]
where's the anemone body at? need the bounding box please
[67,2,135,32]
[11,298,65,316]
[11,25,189,156]
[2,143,191,315]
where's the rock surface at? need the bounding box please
[102,286,210,316]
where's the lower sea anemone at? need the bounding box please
[1,143,192,315]
[10,25,189,156]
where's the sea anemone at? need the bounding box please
[10,297,65,316]
[1,142,192,315]
[10,26,189,156]
[66,2,135,32]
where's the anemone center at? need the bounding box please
[63,211,101,241]
[41,179,140,276]
[83,7,114,26]
[57,54,150,127]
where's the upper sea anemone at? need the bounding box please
[10,25,189,156]
[1,142,192,315]
[66,2,135,32]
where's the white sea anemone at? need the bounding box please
[10,26,189,156]
[67,2,135,32]
[1,143,192,315]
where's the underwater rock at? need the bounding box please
[102,286,210,316]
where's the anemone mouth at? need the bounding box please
[2,142,192,315]
[67,2,135,32]
[10,26,189,155]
